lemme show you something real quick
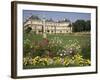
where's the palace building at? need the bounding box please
[24,15,72,34]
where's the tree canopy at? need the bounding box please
[72,20,91,32]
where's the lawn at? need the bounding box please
[24,32,90,47]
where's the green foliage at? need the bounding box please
[72,20,91,32]
[25,27,32,33]
[48,37,64,56]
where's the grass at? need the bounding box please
[47,33,90,47]
[25,32,90,47]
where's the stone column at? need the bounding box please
[43,18,47,38]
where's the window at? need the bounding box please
[47,30,50,33]
[51,30,53,33]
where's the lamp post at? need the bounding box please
[70,22,72,33]
[42,16,47,38]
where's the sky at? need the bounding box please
[23,10,91,22]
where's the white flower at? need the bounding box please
[60,53,63,56]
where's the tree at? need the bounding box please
[29,15,41,20]
[85,20,91,31]
[25,27,32,33]
[72,20,90,32]
[64,18,70,22]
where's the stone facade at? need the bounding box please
[24,16,72,34]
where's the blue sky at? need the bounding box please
[23,10,91,22]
